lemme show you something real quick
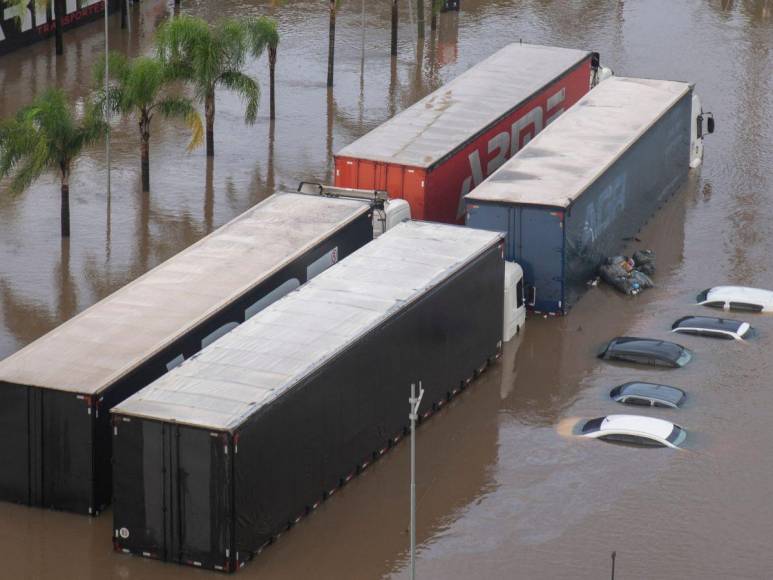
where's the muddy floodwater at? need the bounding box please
[2,0,773,578]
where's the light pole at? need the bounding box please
[104,0,111,213]
[409,381,424,580]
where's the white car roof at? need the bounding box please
[705,286,773,307]
[599,414,677,440]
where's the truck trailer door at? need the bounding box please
[513,207,565,313]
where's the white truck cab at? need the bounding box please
[690,92,715,168]
[503,261,526,341]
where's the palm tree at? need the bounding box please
[391,0,398,57]
[248,17,280,121]
[327,0,339,87]
[431,0,442,31]
[0,89,106,238]
[94,52,203,193]
[156,15,278,157]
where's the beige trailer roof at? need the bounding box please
[0,194,370,395]
[113,221,503,431]
[336,43,591,169]
[465,77,691,208]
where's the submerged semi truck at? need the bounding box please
[334,43,611,225]
[466,76,714,314]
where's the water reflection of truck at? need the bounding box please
[466,77,714,315]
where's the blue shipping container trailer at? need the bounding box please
[111,222,505,572]
[0,193,374,515]
[466,77,695,314]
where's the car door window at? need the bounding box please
[729,301,763,312]
[703,301,726,309]
[625,396,650,406]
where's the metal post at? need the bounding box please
[409,380,424,580]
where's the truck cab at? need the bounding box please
[504,261,526,341]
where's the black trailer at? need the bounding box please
[111,221,504,572]
[0,193,373,515]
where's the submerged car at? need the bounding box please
[671,316,751,341]
[598,337,692,368]
[610,382,686,408]
[580,415,687,449]
[697,286,773,313]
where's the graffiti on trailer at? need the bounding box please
[0,0,106,53]
[456,87,567,220]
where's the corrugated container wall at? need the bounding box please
[0,193,373,514]
[111,222,505,572]
[466,77,693,314]
[335,43,596,224]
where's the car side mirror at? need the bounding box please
[707,115,715,134]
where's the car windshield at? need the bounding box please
[582,417,604,434]
[675,349,692,367]
[666,426,687,447]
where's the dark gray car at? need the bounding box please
[610,382,686,408]
[598,337,693,368]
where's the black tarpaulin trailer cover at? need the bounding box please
[111,221,505,572]
[0,193,373,514]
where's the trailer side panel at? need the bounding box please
[424,59,592,224]
[0,382,29,504]
[563,91,691,310]
[231,243,504,559]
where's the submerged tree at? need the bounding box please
[0,89,106,237]
[156,14,278,156]
[94,52,203,193]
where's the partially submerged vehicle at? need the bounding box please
[580,415,687,449]
[697,286,773,313]
[610,382,686,409]
[671,316,751,341]
[598,337,693,368]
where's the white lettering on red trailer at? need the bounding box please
[456,87,566,219]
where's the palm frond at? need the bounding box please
[218,70,260,124]
[155,97,204,152]
[244,16,279,57]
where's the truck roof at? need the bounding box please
[335,43,591,169]
[112,221,503,431]
[465,77,691,208]
[0,193,370,395]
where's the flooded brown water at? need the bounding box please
[2,0,773,578]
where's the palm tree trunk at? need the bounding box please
[431,1,438,32]
[269,46,277,120]
[417,0,425,39]
[391,0,398,57]
[60,165,70,238]
[140,113,151,193]
[327,1,336,87]
[54,0,65,56]
[205,90,215,157]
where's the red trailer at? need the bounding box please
[335,43,602,224]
